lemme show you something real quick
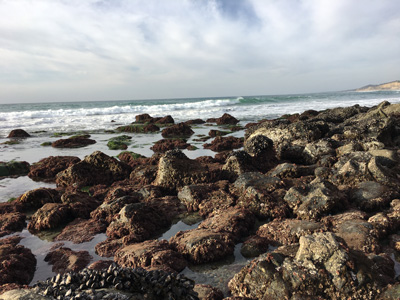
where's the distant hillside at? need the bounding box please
[356,80,400,92]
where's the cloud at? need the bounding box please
[0,0,399,102]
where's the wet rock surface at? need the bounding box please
[28,156,81,181]
[7,129,31,138]
[0,161,30,177]
[44,247,92,274]
[52,135,96,148]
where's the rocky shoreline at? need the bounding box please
[1,102,400,299]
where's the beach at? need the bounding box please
[1,93,400,299]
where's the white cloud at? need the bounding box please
[0,0,399,103]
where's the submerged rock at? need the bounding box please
[44,247,92,274]
[0,161,30,178]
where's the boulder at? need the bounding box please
[0,212,26,237]
[228,232,392,299]
[114,239,187,273]
[151,138,190,153]
[216,113,239,125]
[27,203,72,232]
[135,113,153,123]
[154,150,213,190]
[233,172,289,219]
[257,218,323,246]
[222,151,256,178]
[7,129,31,138]
[91,195,141,224]
[161,122,194,138]
[193,284,224,300]
[284,178,344,220]
[28,156,80,181]
[44,247,92,274]
[170,228,235,264]
[16,188,60,211]
[56,151,131,188]
[177,181,235,217]
[106,202,170,242]
[61,191,101,219]
[0,236,36,285]
[198,207,255,242]
[203,136,243,152]
[240,235,270,258]
[54,218,107,244]
[52,135,96,148]
[350,181,398,211]
[0,161,30,177]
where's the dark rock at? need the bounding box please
[52,135,96,148]
[240,235,270,258]
[61,191,101,219]
[209,129,229,137]
[55,218,107,243]
[115,239,187,273]
[106,202,170,242]
[7,129,31,138]
[27,202,72,232]
[0,212,26,237]
[56,151,131,188]
[244,134,273,157]
[44,247,92,274]
[194,284,224,300]
[16,188,60,211]
[377,282,400,300]
[106,135,131,150]
[257,218,323,246]
[143,123,160,132]
[161,122,194,138]
[170,228,235,264]
[95,238,123,257]
[0,236,36,285]
[233,172,289,219]
[198,207,255,242]
[203,136,243,152]
[87,260,114,271]
[284,178,344,220]
[154,150,215,190]
[267,162,315,179]
[151,138,190,153]
[229,232,392,299]
[0,161,30,177]
[28,156,80,181]
[135,113,153,123]
[222,151,256,178]
[216,113,239,125]
[155,115,175,124]
[350,181,398,211]
[178,181,235,217]
[184,118,206,125]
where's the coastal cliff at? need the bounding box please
[356,80,400,91]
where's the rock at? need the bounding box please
[16,188,60,211]
[44,247,92,274]
[151,138,190,153]
[257,218,323,246]
[154,150,214,190]
[185,118,206,125]
[193,284,224,300]
[222,151,256,178]
[114,239,187,273]
[95,238,124,257]
[216,113,239,125]
[331,151,374,185]
[55,218,107,243]
[28,156,80,181]
[135,113,153,123]
[0,289,49,300]
[52,135,96,148]
[302,139,337,164]
[0,212,26,237]
[161,122,194,138]
[198,207,255,242]
[170,228,235,264]
[27,203,72,232]
[7,129,31,138]
[143,123,160,133]
[284,178,344,220]
[107,135,131,150]
[117,151,147,168]
[350,181,398,211]
[177,181,235,217]
[87,260,114,271]
[377,283,400,300]
[323,211,381,253]
[240,235,270,258]
[203,136,243,152]
[229,232,391,299]
[244,134,274,157]
[209,129,229,137]
[155,115,175,124]
[61,191,101,219]
[267,163,315,179]
[0,236,36,285]
[56,151,131,188]
[233,172,289,219]
[0,161,30,178]
[106,202,170,242]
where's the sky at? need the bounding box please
[0,0,399,104]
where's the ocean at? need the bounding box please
[1,90,400,137]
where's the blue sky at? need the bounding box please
[0,0,399,103]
